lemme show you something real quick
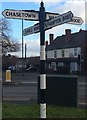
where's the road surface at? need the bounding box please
[2,72,87,108]
[2,72,39,103]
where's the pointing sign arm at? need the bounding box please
[2,9,39,20]
[23,11,73,36]
[68,16,84,25]
[44,11,73,30]
[2,9,83,25]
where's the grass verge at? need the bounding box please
[2,102,87,119]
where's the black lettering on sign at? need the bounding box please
[48,16,55,19]
[34,25,39,31]
[22,13,25,17]
[6,12,13,16]
[25,13,31,18]
[6,11,36,18]
[6,12,9,16]
[15,12,21,17]
[72,18,80,23]
[56,18,61,23]
[62,14,71,21]
[28,28,33,33]
[13,12,16,17]
[24,13,36,18]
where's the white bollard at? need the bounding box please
[6,70,11,82]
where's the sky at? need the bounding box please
[0,0,87,58]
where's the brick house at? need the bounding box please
[46,29,87,74]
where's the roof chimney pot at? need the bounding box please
[65,29,71,36]
[45,41,48,48]
[49,34,54,44]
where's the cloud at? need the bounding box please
[22,38,40,57]
[1,0,67,2]
[1,0,86,2]
[55,1,85,20]
[24,38,40,52]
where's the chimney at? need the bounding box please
[65,29,71,37]
[49,34,54,44]
[45,41,48,48]
[79,29,84,32]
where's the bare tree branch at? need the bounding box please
[0,18,20,55]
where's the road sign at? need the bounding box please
[44,11,73,30]
[21,10,83,25]
[23,11,73,36]
[2,9,83,25]
[22,10,59,20]
[2,9,39,20]
[23,23,39,36]
[68,16,83,25]
[46,14,83,25]
[2,9,60,20]
[23,16,83,36]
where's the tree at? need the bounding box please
[0,18,20,55]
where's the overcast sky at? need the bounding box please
[1,0,86,57]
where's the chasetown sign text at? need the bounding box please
[2,9,39,20]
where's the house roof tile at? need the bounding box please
[46,29,87,50]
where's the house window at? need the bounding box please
[69,53,74,57]
[54,51,57,58]
[61,49,65,57]
[49,63,51,69]
[58,62,64,66]
[51,62,56,70]
[74,48,78,56]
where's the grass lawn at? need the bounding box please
[2,102,87,119]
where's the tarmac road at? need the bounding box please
[2,72,87,108]
[3,83,37,103]
[2,72,39,103]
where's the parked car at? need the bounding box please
[8,66,20,72]
[26,66,39,72]
[8,66,15,71]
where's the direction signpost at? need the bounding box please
[2,9,83,24]
[2,9,59,20]
[23,11,73,36]
[2,1,84,120]
[69,16,83,25]
[23,14,83,36]
[2,9,39,20]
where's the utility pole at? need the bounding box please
[22,19,24,76]
[25,43,27,69]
